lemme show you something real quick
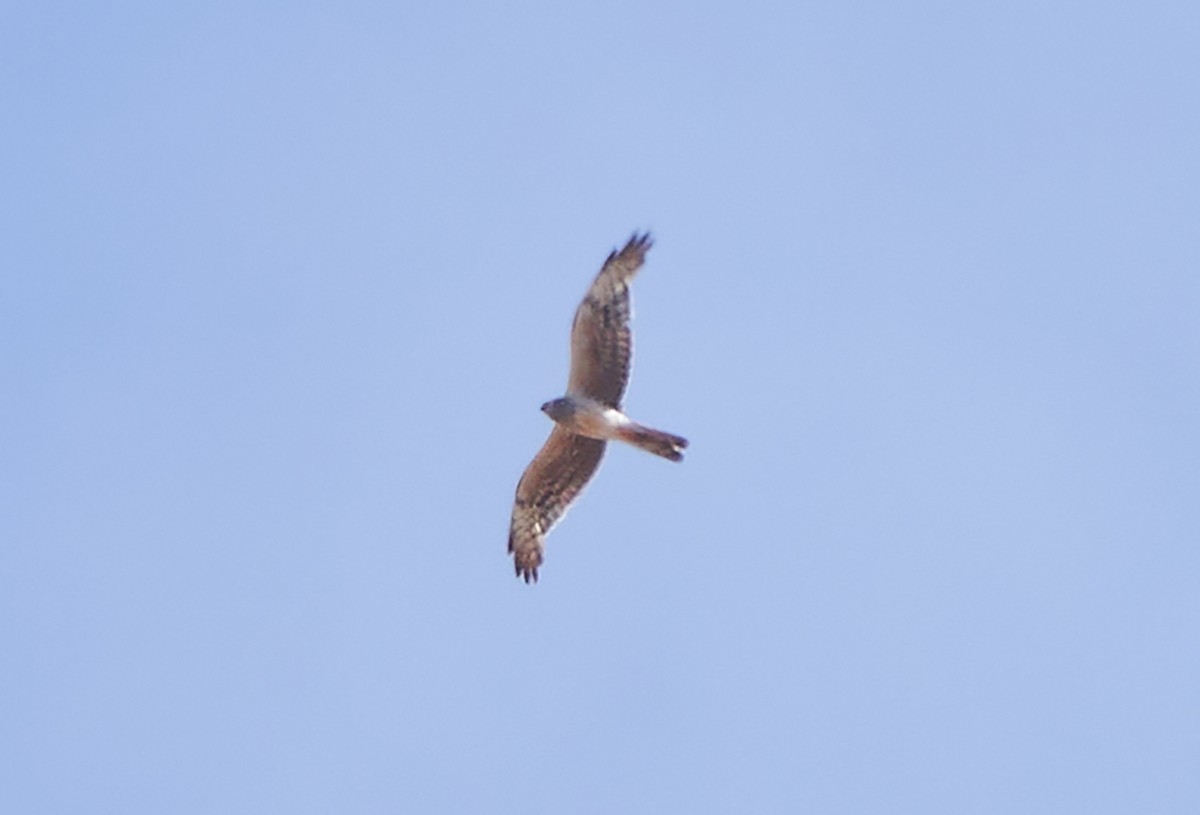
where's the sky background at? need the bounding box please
[3,2,1198,812]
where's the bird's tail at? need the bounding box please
[617,423,688,462]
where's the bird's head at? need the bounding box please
[540,397,572,421]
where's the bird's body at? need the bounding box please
[543,395,686,462]
[507,233,688,582]
[542,396,633,439]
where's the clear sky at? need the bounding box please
[3,2,1198,812]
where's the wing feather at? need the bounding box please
[566,232,652,408]
[508,427,606,582]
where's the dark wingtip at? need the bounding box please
[512,553,540,584]
[602,232,653,269]
[617,231,653,256]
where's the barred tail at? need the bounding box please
[617,423,689,462]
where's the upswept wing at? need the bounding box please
[508,426,607,583]
[566,233,653,408]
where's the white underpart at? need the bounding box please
[601,407,633,428]
[557,395,636,440]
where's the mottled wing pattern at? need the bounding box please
[508,426,607,583]
[566,232,652,408]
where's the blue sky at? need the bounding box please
[3,2,1198,812]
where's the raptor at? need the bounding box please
[507,233,688,582]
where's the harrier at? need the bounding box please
[507,233,687,582]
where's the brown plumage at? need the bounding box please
[507,233,688,583]
[566,232,649,408]
[508,428,605,581]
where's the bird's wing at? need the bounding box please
[566,233,652,408]
[508,426,607,583]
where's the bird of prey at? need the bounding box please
[507,233,688,582]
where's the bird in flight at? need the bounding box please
[507,233,688,583]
